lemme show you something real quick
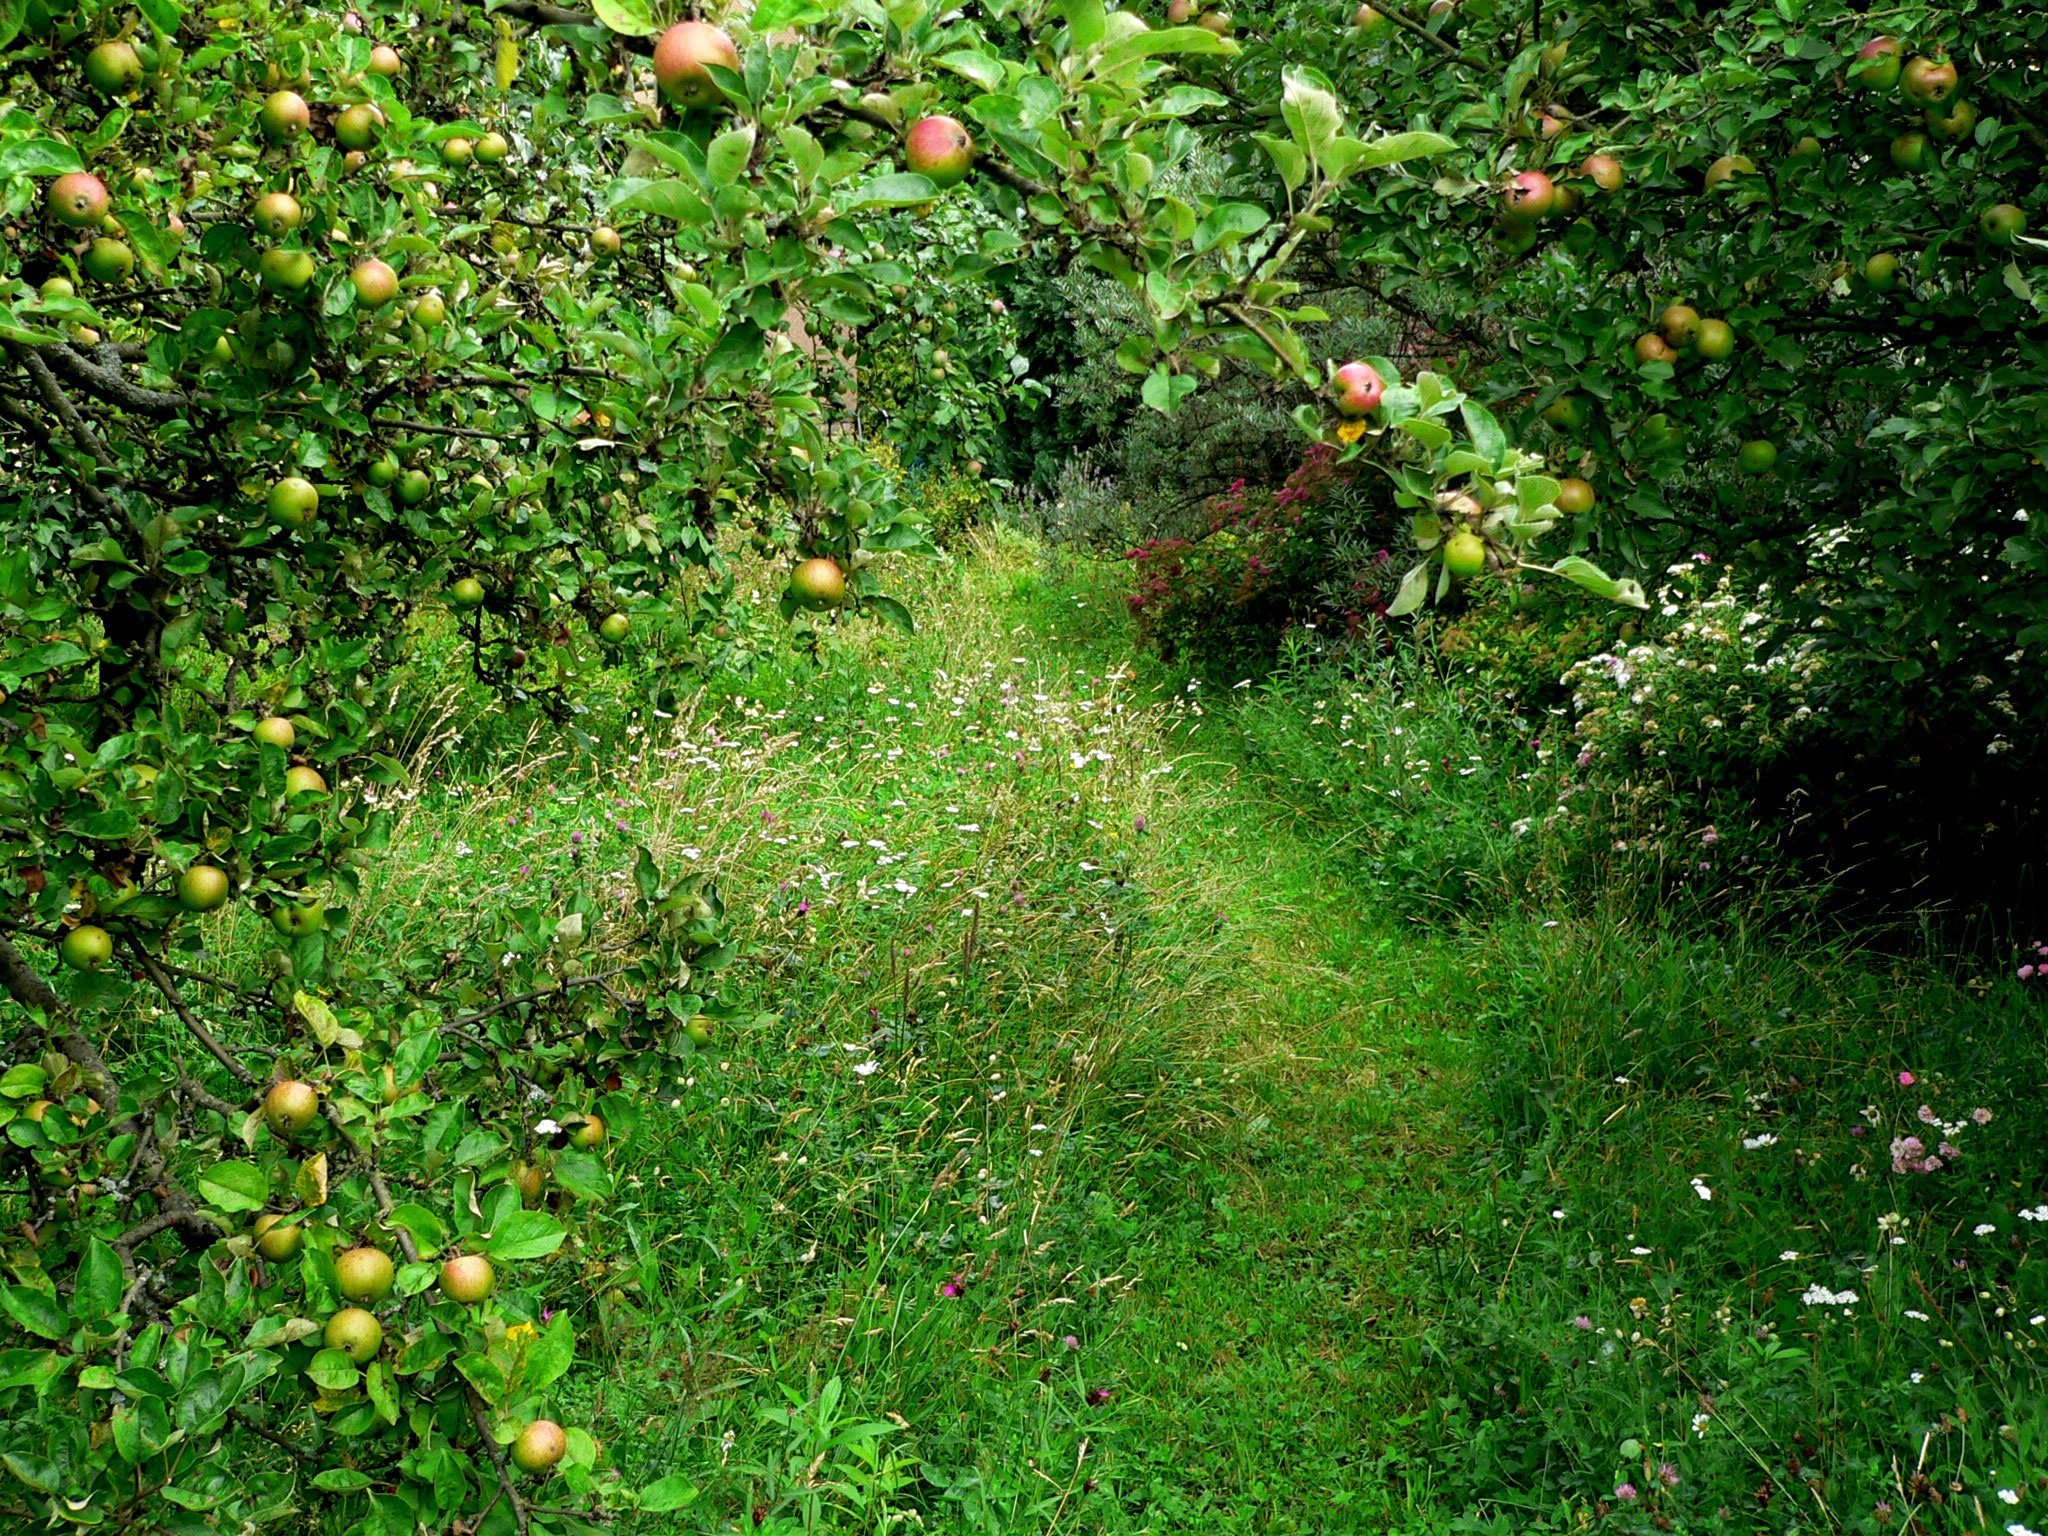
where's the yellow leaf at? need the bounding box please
[495,19,520,93]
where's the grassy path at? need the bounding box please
[1008,545,1476,1532]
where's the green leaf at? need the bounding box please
[1398,418,1453,452]
[196,1161,269,1213]
[1356,130,1459,175]
[848,173,938,209]
[641,1472,700,1512]
[1280,71,1343,166]
[1057,0,1107,51]
[865,595,915,634]
[706,125,756,186]
[484,1209,566,1262]
[293,989,344,1048]
[1547,556,1650,609]
[1141,368,1197,415]
[365,1360,399,1425]
[550,1149,613,1202]
[312,1468,377,1492]
[936,50,1005,92]
[752,0,831,26]
[1191,202,1267,256]
[607,178,712,225]
[1386,561,1432,618]
[1460,400,1507,467]
[523,1310,575,1392]
[135,0,181,41]
[0,139,84,178]
[75,1239,124,1325]
[1098,25,1239,73]
[0,1286,67,1341]
[0,1065,49,1100]
[1518,474,1561,515]
[305,1349,360,1393]
[591,0,659,35]
[1253,134,1307,194]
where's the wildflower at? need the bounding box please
[1999,1490,2020,1505]
[852,1060,880,1077]
[1063,1335,1081,1350]
[1974,1107,1994,1125]
[939,1276,965,1298]
[2022,1206,2048,1223]
[1571,1315,1593,1330]
[2009,1525,2041,1536]
[1690,1176,1713,1200]
[1898,1071,1915,1086]
[1658,1463,1680,1488]
[1085,1386,1113,1405]
[1691,1412,1710,1437]
[1615,1483,1638,1503]
[1779,1250,1800,1262]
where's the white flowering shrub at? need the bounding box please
[1537,563,1827,887]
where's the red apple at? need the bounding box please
[652,21,739,109]
[906,115,975,189]
[46,172,110,228]
[1332,361,1384,417]
[1501,170,1557,222]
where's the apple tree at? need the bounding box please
[0,0,1477,1526]
[1203,0,2048,721]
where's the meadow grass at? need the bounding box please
[129,529,2048,1533]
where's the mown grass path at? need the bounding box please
[1008,547,1474,1533]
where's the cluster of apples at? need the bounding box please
[1164,0,1235,37]
[653,20,976,188]
[252,1079,583,1475]
[49,712,328,975]
[1847,38,2024,255]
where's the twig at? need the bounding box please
[1221,303,1306,380]
[470,1390,531,1536]
[1368,0,1487,67]
[131,947,258,1088]
[446,967,633,1030]
[371,415,527,441]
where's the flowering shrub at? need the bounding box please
[1123,444,1400,678]
[1424,919,2048,1531]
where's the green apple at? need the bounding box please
[271,898,326,936]
[177,865,232,911]
[267,475,319,528]
[84,41,144,94]
[59,924,115,972]
[262,1079,320,1136]
[334,103,381,151]
[251,715,296,749]
[253,191,303,236]
[259,90,311,144]
[324,1306,383,1363]
[259,247,317,293]
[81,237,134,284]
[334,1245,394,1303]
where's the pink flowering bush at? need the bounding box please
[1124,444,1402,677]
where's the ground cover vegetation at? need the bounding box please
[4,0,2047,1532]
